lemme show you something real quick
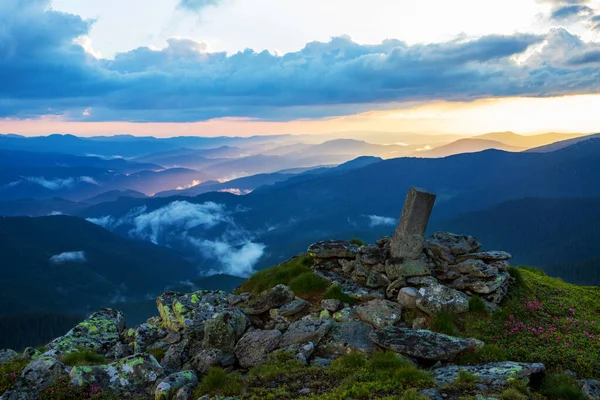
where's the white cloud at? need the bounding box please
[367,215,397,227]
[50,251,86,264]
[218,188,252,195]
[191,239,266,277]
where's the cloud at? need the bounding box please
[86,201,265,276]
[178,0,222,12]
[50,251,86,264]
[551,5,593,19]
[367,215,397,227]
[218,188,252,195]
[16,176,99,190]
[2,0,600,122]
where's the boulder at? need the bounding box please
[416,284,470,316]
[157,290,231,332]
[161,338,190,373]
[431,362,545,388]
[243,285,295,315]
[397,287,420,309]
[366,271,391,288]
[1,356,68,400]
[332,307,356,323]
[126,322,167,353]
[580,379,600,400]
[385,278,407,299]
[279,299,309,316]
[407,276,438,287]
[355,299,403,329]
[455,251,512,263]
[174,383,196,400]
[202,309,248,352]
[0,349,19,365]
[426,232,482,256]
[70,353,164,398]
[451,273,510,294]
[315,321,378,357]
[234,330,282,368]
[359,245,386,265]
[154,371,198,400]
[321,299,341,312]
[453,259,499,278]
[46,309,126,356]
[308,240,359,259]
[189,348,236,374]
[369,327,483,361]
[385,259,431,280]
[279,319,332,348]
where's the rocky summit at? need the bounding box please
[1,231,599,399]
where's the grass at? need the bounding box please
[193,368,243,397]
[0,357,29,394]
[431,310,457,336]
[322,285,357,305]
[458,344,508,365]
[146,347,166,363]
[237,255,314,294]
[289,272,330,297]
[60,348,107,367]
[541,374,586,400]
[468,295,488,314]
[463,266,600,377]
[349,238,365,246]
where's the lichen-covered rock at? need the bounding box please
[203,309,248,352]
[308,240,359,259]
[280,318,332,348]
[46,309,126,356]
[189,348,236,374]
[451,273,510,294]
[321,299,341,312]
[174,383,196,400]
[355,299,402,329]
[157,290,231,332]
[0,349,19,364]
[369,327,483,361]
[315,321,377,357]
[243,285,295,315]
[154,370,198,400]
[1,356,68,400]
[234,329,282,368]
[426,232,482,257]
[455,251,512,263]
[406,276,438,287]
[70,353,164,397]
[416,283,470,316]
[279,299,309,316]
[126,322,167,353]
[397,287,420,309]
[359,245,386,265]
[580,378,600,400]
[431,362,545,388]
[22,347,41,362]
[385,278,406,299]
[332,307,356,322]
[385,259,431,280]
[366,270,390,288]
[453,259,499,278]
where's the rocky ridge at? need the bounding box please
[0,232,597,399]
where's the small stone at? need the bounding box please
[280,319,332,348]
[355,299,403,329]
[332,307,355,322]
[580,378,600,400]
[154,371,198,400]
[321,299,341,312]
[426,232,482,256]
[431,362,545,387]
[453,259,499,278]
[366,270,391,288]
[397,287,420,309]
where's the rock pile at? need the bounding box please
[308,231,512,318]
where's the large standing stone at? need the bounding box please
[390,187,436,259]
[369,327,483,361]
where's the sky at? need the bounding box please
[1,0,600,137]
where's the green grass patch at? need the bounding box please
[289,272,330,297]
[60,348,107,367]
[0,357,29,394]
[541,374,586,400]
[39,375,116,399]
[194,367,243,397]
[323,285,357,305]
[463,267,600,377]
[237,255,314,294]
[458,344,508,365]
[431,310,457,336]
[349,238,365,246]
[468,295,488,314]
[498,387,528,400]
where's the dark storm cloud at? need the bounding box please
[1,0,600,122]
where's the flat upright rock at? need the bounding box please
[279,319,332,348]
[432,362,545,386]
[355,299,403,329]
[369,327,483,361]
[426,232,482,257]
[416,283,470,316]
[157,290,231,332]
[234,329,282,368]
[46,308,126,356]
[243,284,295,315]
[456,251,512,263]
[386,259,431,280]
[308,240,359,259]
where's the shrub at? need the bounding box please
[0,357,29,394]
[331,352,367,369]
[400,388,429,400]
[194,368,243,397]
[367,351,411,372]
[541,374,586,400]
[39,375,111,400]
[289,272,330,296]
[60,348,106,367]
[238,255,313,294]
[323,285,357,305]
[146,347,165,363]
[349,238,365,246]
[469,295,488,314]
[499,388,528,400]
[393,366,434,388]
[458,344,508,364]
[431,311,457,336]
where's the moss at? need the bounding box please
[431,310,457,336]
[331,353,367,369]
[323,285,357,305]
[60,348,107,367]
[238,255,314,294]
[400,388,429,400]
[349,238,365,246]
